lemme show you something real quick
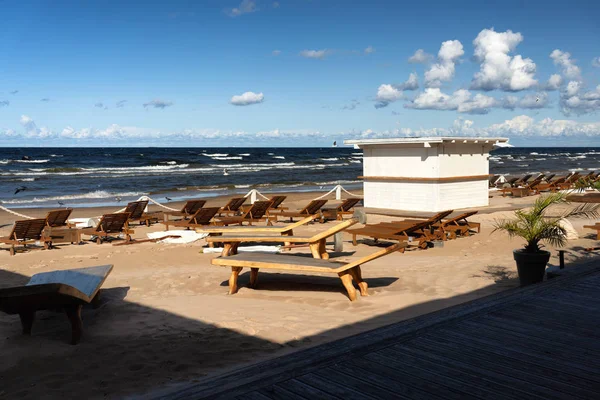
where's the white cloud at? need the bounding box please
[364,46,375,55]
[230,91,264,106]
[272,49,281,56]
[593,57,600,68]
[20,115,54,138]
[299,49,330,59]
[560,82,600,115]
[406,88,497,114]
[544,74,563,91]
[408,49,433,64]
[342,99,360,110]
[226,0,257,17]
[424,40,464,87]
[470,28,537,91]
[374,84,403,109]
[401,72,419,90]
[550,49,581,79]
[0,100,9,107]
[143,99,174,109]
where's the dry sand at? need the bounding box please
[0,191,599,399]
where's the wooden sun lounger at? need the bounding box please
[163,200,207,218]
[124,200,161,226]
[534,176,567,193]
[163,207,221,230]
[215,201,274,226]
[335,198,362,220]
[383,210,466,239]
[206,218,358,259]
[0,219,50,256]
[45,209,74,228]
[196,215,318,235]
[268,195,287,210]
[501,176,544,197]
[273,199,328,222]
[79,213,134,244]
[0,265,113,344]
[218,197,247,216]
[212,242,406,301]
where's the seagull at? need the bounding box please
[165,196,172,202]
[21,155,31,161]
[14,186,27,195]
[536,97,540,102]
[58,201,65,207]
[115,196,122,202]
[223,168,229,176]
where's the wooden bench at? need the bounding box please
[584,223,600,240]
[212,243,405,301]
[0,265,113,344]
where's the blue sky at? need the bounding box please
[0,0,599,147]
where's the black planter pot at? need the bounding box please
[513,249,551,286]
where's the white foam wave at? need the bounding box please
[212,156,243,160]
[237,153,250,156]
[349,160,361,163]
[203,153,229,157]
[272,156,286,159]
[1,190,147,205]
[14,159,50,163]
[320,158,339,161]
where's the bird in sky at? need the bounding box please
[14,186,27,195]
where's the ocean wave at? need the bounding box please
[351,152,362,155]
[0,190,147,205]
[235,184,250,188]
[349,160,361,163]
[160,161,178,165]
[212,156,243,160]
[237,153,250,156]
[50,154,63,157]
[272,156,286,159]
[320,158,339,161]
[14,159,50,163]
[203,153,229,157]
[568,155,586,159]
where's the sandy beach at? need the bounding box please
[1,190,599,399]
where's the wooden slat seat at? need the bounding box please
[124,200,161,226]
[206,219,358,258]
[0,265,113,344]
[215,200,274,226]
[79,213,134,244]
[218,197,247,216]
[0,218,49,256]
[272,199,329,222]
[45,209,73,227]
[163,207,220,230]
[196,215,318,235]
[163,199,206,218]
[212,242,405,300]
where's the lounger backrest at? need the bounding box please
[442,211,478,226]
[545,173,556,182]
[551,177,566,186]
[338,198,361,212]
[245,201,273,219]
[506,177,519,185]
[335,242,406,273]
[223,198,246,212]
[269,196,287,209]
[310,219,358,242]
[427,210,454,225]
[301,200,328,215]
[525,176,544,189]
[95,213,130,233]
[189,207,220,225]
[10,219,47,241]
[125,200,149,219]
[520,174,532,183]
[182,200,206,215]
[566,172,581,183]
[45,209,73,227]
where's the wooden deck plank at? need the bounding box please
[271,379,342,399]
[257,385,309,400]
[365,350,525,400]
[343,355,475,400]
[295,372,380,399]
[437,325,600,385]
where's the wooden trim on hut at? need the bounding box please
[358,175,490,183]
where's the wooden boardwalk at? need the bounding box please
[153,265,600,399]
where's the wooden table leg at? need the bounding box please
[19,311,35,335]
[249,268,259,288]
[229,267,243,294]
[309,242,322,259]
[349,266,368,297]
[65,305,83,345]
[338,271,357,301]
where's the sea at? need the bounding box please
[1,147,599,209]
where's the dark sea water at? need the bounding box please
[1,147,599,208]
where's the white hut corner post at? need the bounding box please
[344,137,508,213]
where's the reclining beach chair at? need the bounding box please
[347,210,453,248]
[79,213,134,244]
[273,199,328,222]
[45,209,74,227]
[163,207,220,230]
[163,199,206,218]
[267,195,287,211]
[0,219,49,256]
[335,198,362,220]
[212,242,406,301]
[124,200,160,226]
[502,176,544,197]
[432,211,480,238]
[206,218,358,258]
[0,265,113,344]
[218,197,247,216]
[534,175,567,193]
[215,201,274,226]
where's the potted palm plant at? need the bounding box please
[494,192,598,286]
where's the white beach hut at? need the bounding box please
[344,137,509,212]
